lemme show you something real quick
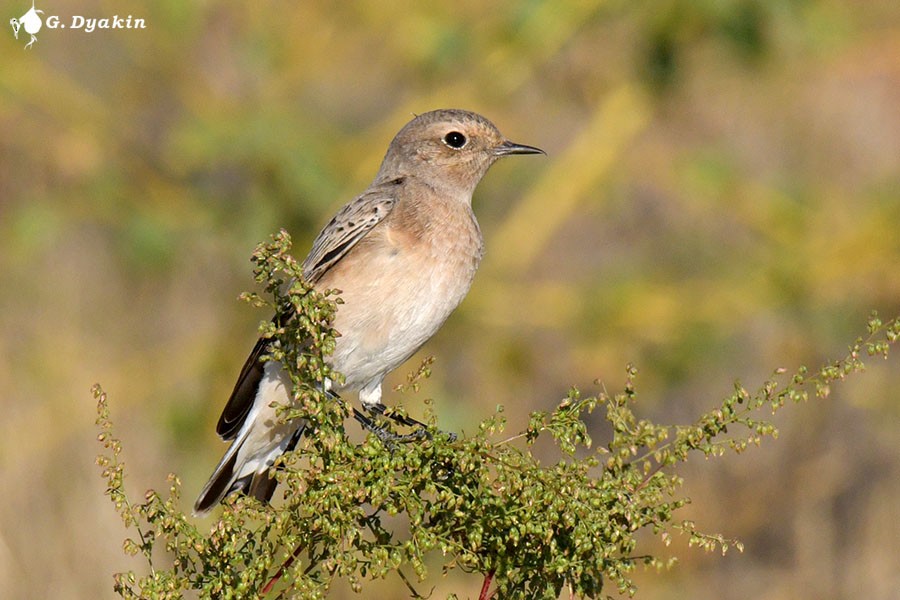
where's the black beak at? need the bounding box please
[494,140,546,156]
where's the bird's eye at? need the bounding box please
[443,131,467,149]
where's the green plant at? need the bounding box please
[95,230,900,599]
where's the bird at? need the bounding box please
[10,1,44,49]
[194,109,544,516]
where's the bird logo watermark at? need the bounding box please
[9,0,43,49]
[9,1,147,48]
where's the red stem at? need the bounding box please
[260,543,304,595]
[478,570,495,600]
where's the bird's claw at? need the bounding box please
[351,405,456,447]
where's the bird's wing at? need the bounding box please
[216,335,269,439]
[215,181,401,440]
[302,183,400,283]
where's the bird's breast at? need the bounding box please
[318,200,483,390]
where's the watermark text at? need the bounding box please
[45,15,146,33]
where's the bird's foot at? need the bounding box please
[353,404,457,445]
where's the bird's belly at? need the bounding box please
[322,234,480,392]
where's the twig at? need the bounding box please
[260,543,305,595]
[478,570,495,600]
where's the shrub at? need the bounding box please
[95,230,900,599]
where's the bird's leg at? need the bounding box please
[365,403,457,443]
[323,389,420,444]
[366,402,428,429]
[352,407,427,445]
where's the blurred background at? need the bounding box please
[1,0,899,598]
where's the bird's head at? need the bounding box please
[378,109,544,199]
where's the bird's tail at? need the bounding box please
[193,423,305,517]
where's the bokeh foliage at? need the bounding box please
[2,0,899,598]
